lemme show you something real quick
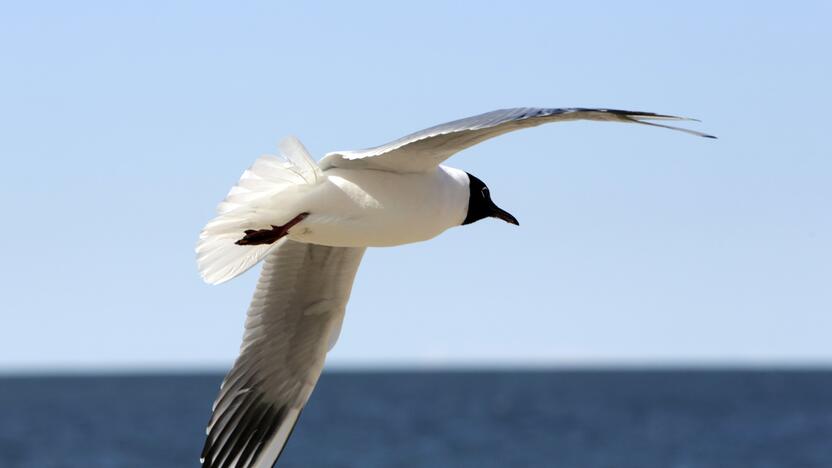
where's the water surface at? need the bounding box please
[1,370,830,468]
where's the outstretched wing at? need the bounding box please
[319,107,715,173]
[201,240,366,468]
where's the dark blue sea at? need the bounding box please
[1,370,831,468]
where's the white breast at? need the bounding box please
[288,165,470,247]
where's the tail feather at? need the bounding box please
[197,136,322,285]
[278,137,321,184]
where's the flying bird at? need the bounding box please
[196,107,714,468]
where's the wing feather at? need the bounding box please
[319,107,715,172]
[201,240,365,468]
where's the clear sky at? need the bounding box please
[1,1,830,371]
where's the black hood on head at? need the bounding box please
[462,173,519,226]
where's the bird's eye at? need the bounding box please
[481,187,489,198]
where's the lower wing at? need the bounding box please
[200,240,366,468]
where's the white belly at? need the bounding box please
[288,165,470,247]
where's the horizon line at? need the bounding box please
[2,359,832,377]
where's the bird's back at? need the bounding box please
[288,165,470,247]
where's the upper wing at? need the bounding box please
[201,240,366,468]
[319,107,715,173]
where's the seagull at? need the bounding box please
[196,108,714,468]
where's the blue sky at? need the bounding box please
[1,1,830,371]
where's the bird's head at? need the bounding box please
[462,173,519,227]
